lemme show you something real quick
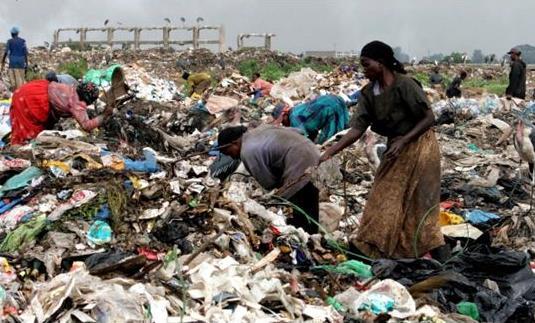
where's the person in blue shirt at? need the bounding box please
[272,94,349,144]
[1,27,28,91]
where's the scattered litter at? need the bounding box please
[0,47,533,322]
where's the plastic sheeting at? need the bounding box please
[0,167,42,196]
[270,68,319,101]
[205,95,239,115]
[83,64,122,87]
[373,246,535,323]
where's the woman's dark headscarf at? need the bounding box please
[360,41,407,74]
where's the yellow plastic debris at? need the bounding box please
[279,245,292,254]
[336,254,348,263]
[0,257,13,274]
[41,160,70,172]
[191,92,202,100]
[73,153,103,170]
[439,211,464,226]
[101,154,125,171]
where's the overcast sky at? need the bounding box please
[0,0,533,58]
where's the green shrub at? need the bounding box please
[237,59,259,79]
[463,75,508,95]
[412,72,430,87]
[58,58,88,80]
[238,58,334,82]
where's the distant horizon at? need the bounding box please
[3,38,530,60]
[2,0,534,59]
[6,43,529,61]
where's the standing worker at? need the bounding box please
[1,27,28,91]
[217,125,320,233]
[9,80,113,145]
[182,71,211,99]
[506,48,526,100]
[320,41,446,260]
[446,71,467,98]
[272,94,349,144]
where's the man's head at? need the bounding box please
[76,81,99,105]
[252,72,260,81]
[433,66,440,73]
[217,126,247,158]
[508,48,521,61]
[182,72,190,80]
[271,103,291,126]
[10,26,19,38]
[460,71,468,80]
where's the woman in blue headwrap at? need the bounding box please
[272,94,349,144]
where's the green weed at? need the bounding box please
[58,58,88,80]
[238,58,334,82]
[463,75,508,95]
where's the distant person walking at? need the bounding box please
[446,71,467,98]
[506,48,526,100]
[1,27,28,91]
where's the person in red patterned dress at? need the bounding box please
[9,80,113,145]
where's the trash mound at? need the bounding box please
[2,50,535,322]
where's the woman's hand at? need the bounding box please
[319,127,363,164]
[319,152,331,164]
[387,108,435,160]
[103,105,114,117]
[384,136,408,160]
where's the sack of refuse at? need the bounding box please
[479,94,503,114]
[353,279,416,318]
[270,68,319,100]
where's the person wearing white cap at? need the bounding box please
[1,27,28,91]
[506,47,526,100]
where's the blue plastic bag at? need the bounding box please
[464,209,500,224]
[0,167,42,196]
[0,197,22,214]
[96,204,111,220]
[87,220,112,245]
[123,150,159,172]
[358,294,395,314]
[101,148,159,173]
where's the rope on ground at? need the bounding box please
[413,203,439,258]
[271,196,374,262]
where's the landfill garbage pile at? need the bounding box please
[1,48,535,322]
[24,47,358,84]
